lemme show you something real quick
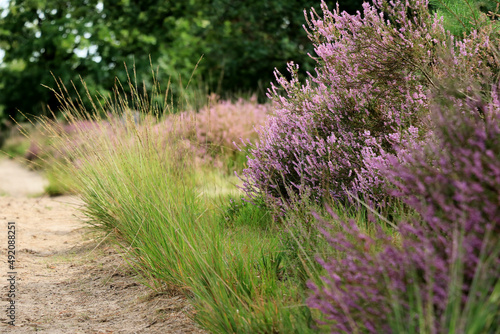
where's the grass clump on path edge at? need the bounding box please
[38,75,321,333]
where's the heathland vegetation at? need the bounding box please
[2,0,500,333]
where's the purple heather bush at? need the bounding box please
[156,95,270,169]
[307,84,500,333]
[192,95,270,166]
[194,95,269,149]
[241,0,495,211]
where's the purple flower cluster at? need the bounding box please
[307,85,500,333]
[240,0,492,211]
[307,210,406,333]
[384,84,500,287]
[193,95,270,163]
[154,95,270,168]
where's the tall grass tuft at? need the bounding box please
[38,72,322,333]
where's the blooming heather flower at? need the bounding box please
[241,0,495,212]
[307,84,500,333]
[154,95,270,169]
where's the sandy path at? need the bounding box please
[0,158,205,333]
[0,159,48,197]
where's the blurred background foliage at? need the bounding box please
[0,0,365,133]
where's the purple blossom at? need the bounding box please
[154,95,270,168]
[240,0,494,212]
[307,84,500,333]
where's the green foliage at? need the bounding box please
[0,0,105,123]
[198,0,318,96]
[429,0,500,36]
[44,165,76,196]
[0,129,30,158]
[219,196,274,231]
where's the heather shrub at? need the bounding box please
[384,83,500,290]
[156,94,270,172]
[192,94,270,171]
[241,0,497,212]
[194,95,269,151]
[306,85,500,333]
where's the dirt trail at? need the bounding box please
[0,158,204,333]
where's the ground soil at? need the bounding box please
[0,158,206,333]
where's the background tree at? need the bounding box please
[0,0,103,123]
[197,0,319,96]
